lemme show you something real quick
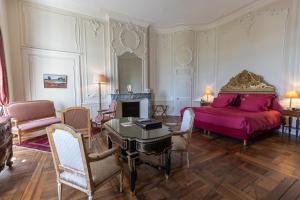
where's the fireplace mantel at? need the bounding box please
[111,93,152,118]
[111,93,151,101]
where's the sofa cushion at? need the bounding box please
[5,100,56,122]
[12,117,61,132]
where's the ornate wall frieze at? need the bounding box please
[88,19,104,37]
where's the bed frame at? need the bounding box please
[200,70,279,146]
[220,70,276,94]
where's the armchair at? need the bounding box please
[171,108,195,168]
[61,107,93,147]
[94,100,117,132]
[47,124,123,200]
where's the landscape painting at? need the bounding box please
[43,74,67,88]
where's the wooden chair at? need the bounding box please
[95,100,117,132]
[61,107,93,148]
[47,124,123,200]
[171,108,195,168]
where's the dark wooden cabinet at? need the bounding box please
[0,117,13,172]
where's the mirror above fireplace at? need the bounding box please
[117,52,143,93]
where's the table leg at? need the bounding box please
[162,107,168,118]
[107,136,112,149]
[288,116,292,137]
[164,149,171,180]
[296,117,299,139]
[152,106,158,118]
[127,152,138,194]
[281,117,285,136]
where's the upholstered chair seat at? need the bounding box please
[172,135,187,151]
[171,108,195,168]
[60,155,121,189]
[11,117,60,132]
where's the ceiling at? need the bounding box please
[62,0,260,28]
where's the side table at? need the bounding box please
[282,109,300,138]
[152,105,168,118]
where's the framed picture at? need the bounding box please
[43,74,67,88]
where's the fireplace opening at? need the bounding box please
[122,102,140,117]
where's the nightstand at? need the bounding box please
[282,109,300,138]
[200,101,211,106]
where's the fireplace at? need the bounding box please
[122,102,140,117]
[111,93,151,118]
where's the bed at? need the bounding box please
[181,70,283,145]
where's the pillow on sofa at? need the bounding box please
[211,94,237,108]
[239,95,272,112]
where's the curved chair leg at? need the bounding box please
[89,136,92,148]
[57,182,62,200]
[243,140,247,147]
[88,194,93,200]
[186,152,190,168]
[119,170,123,192]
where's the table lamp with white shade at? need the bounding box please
[193,87,214,106]
[285,90,299,110]
[203,87,214,102]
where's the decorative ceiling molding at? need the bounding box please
[153,0,279,33]
[219,8,289,35]
[26,0,278,33]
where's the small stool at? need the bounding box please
[152,105,168,118]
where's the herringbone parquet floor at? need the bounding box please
[1,120,300,200]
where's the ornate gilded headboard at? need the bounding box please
[220,70,276,94]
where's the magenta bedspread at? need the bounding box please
[188,106,281,135]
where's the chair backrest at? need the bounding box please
[47,124,93,190]
[180,108,195,134]
[4,100,56,122]
[108,100,117,118]
[61,107,90,132]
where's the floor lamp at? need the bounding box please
[96,74,107,112]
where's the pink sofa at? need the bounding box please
[4,100,61,144]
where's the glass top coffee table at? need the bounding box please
[103,118,172,194]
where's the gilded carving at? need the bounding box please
[221,70,276,93]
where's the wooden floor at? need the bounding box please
[1,118,300,200]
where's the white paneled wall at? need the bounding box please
[5,0,300,116]
[150,0,299,115]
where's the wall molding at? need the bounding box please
[21,48,81,107]
[109,18,149,93]
[19,1,81,53]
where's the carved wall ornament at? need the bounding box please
[88,19,103,37]
[120,28,140,52]
[220,70,276,93]
[176,47,193,66]
[109,18,149,93]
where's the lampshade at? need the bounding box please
[285,91,299,99]
[204,87,214,96]
[95,74,107,84]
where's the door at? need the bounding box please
[174,68,193,116]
